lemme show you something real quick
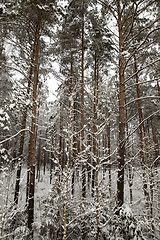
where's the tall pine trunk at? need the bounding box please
[92,51,98,197]
[14,41,36,205]
[27,18,41,238]
[117,1,125,207]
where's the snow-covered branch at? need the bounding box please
[0,129,32,144]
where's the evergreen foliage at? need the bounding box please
[0,0,160,239]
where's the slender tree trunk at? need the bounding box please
[81,0,86,199]
[50,135,54,184]
[72,99,77,195]
[59,101,65,171]
[63,61,73,240]
[59,103,62,167]
[92,51,97,197]
[125,99,133,204]
[27,19,41,238]
[117,1,125,207]
[69,56,76,196]
[150,118,159,218]
[36,129,41,181]
[156,80,160,237]
[12,139,17,159]
[151,118,159,165]
[26,106,39,203]
[43,131,47,175]
[107,122,112,198]
[134,54,148,199]
[14,41,36,205]
[157,80,160,96]
[87,131,92,191]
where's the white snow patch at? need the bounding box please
[120,203,133,218]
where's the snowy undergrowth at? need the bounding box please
[0,164,160,239]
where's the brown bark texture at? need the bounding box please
[14,40,36,205]
[27,18,41,237]
[117,1,125,207]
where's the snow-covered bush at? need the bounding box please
[1,207,29,240]
[109,204,146,240]
[36,176,65,239]
[37,174,110,240]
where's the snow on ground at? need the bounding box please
[1,164,159,238]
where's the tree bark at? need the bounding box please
[43,131,47,175]
[36,129,41,181]
[27,18,41,238]
[69,56,76,196]
[63,56,73,240]
[151,118,159,165]
[125,99,133,204]
[134,54,148,198]
[50,134,54,184]
[92,51,98,197]
[59,101,63,170]
[81,0,86,199]
[117,1,125,207]
[107,122,112,198]
[14,40,36,205]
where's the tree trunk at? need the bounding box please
[36,129,41,182]
[72,99,77,195]
[157,80,160,96]
[50,135,54,184]
[59,101,63,170]
[81,0,86,199]
[63,57,73,240]
[27,18,41,238]
[117,1,125,207]
[43,131,47,175]
[150,118,159,218]
[125,99,133,204]
[92,51,98,197]
[107,122,112,198]
[69,56,76,196]
[151,118,159,165]
[134,54,148,198]
[14,40,36,205]
[87,131,92,191]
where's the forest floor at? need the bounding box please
[1,164,160,239]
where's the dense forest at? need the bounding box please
[0,0,160,239]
